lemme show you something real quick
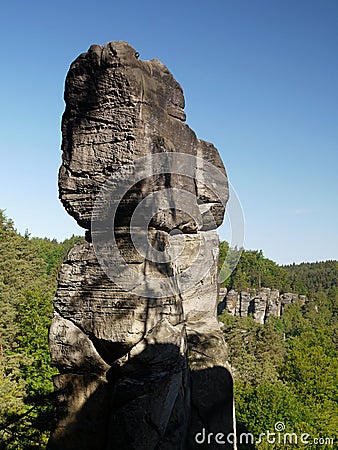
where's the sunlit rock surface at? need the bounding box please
[219,288,306,324]
[48,41,234,450]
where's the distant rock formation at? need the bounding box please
[218,287,306,324]
[48,42,235,449]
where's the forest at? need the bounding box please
[0,211,337,449]
[219,242,337,449]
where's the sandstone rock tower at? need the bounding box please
[48,41,235,450]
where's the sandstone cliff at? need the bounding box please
[219,287,306,324]
[48,42,235,450]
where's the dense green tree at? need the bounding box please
[219,243,292,292]
[220,314,285,386]
[0,210,84,448]
[222,285,338,449]
[284,260,338,295]
[30,235,84,276]
[219,247,338,450]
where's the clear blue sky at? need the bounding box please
[0,0,337,264]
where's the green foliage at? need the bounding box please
[235,380,306,441]
[30,235,84,276]
[0,210,84,449]
[219,243,291,292]
[16,287,56,397]
[220,314,285,385]
[0,353,27,419]
[0,213,336,449]
[284,260,338,295]
[221,261,338,450]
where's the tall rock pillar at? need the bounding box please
[48,41,235,450]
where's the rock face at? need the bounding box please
[48,42,235,450]
[219,288,306,324]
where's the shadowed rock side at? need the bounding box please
[48,41,235,450]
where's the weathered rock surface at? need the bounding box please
[219,288,306,324]
[59,41,227,232]
[48,41,235,450]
